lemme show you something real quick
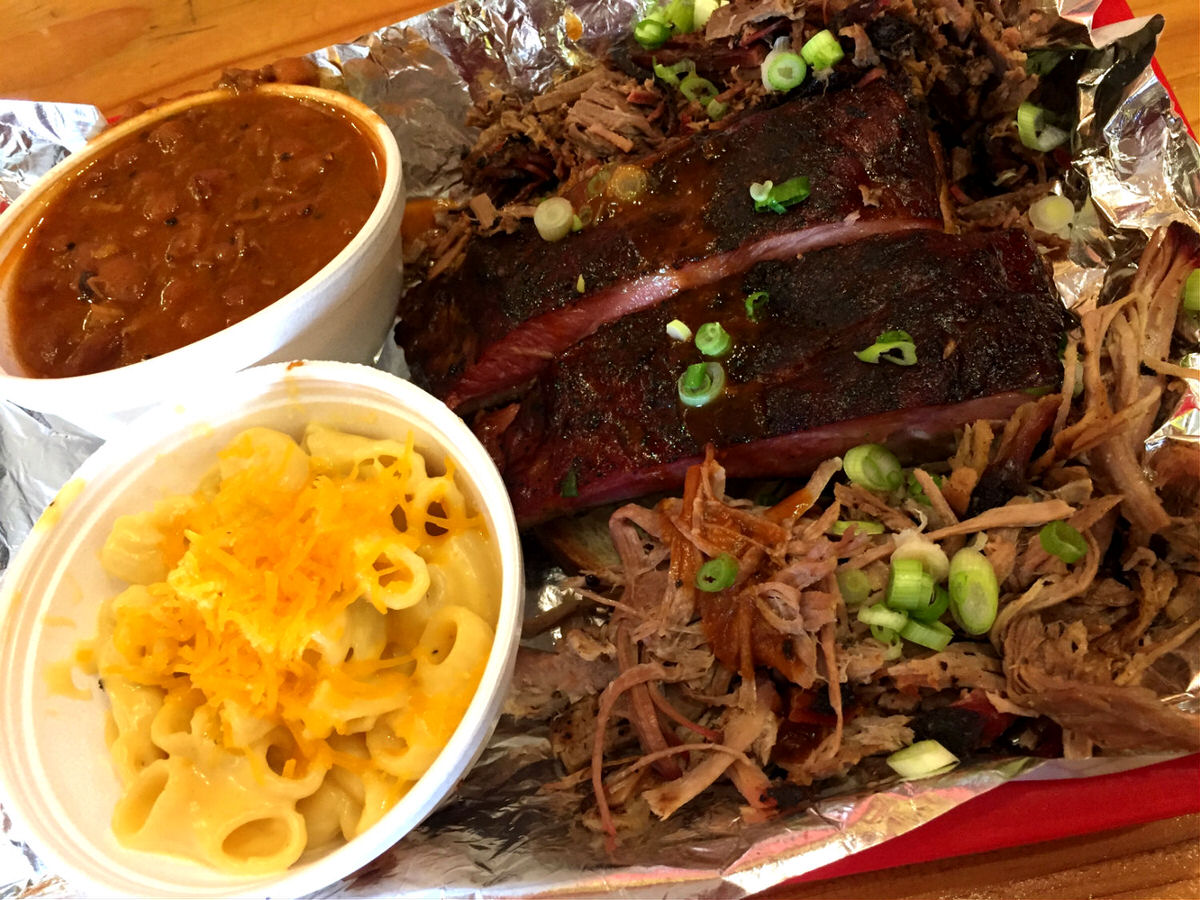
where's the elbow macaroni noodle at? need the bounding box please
[90,425,500,874]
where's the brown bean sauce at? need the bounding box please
[10,90,383,378]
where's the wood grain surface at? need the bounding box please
[1142,0,1198,126]
[1,0,1195,124]
[778,814,1200,900]
[1,1,1197,898]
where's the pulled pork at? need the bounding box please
[408,0,1081,285]
[513,222,1200,841]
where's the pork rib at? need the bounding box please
[396,78,945,411]
[487,229,1069,525]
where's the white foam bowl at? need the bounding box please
[0,85,405,439]
[0,361,524,898]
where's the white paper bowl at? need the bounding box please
[0,361,523,899]
[0,85,405,439]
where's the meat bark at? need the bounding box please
[488,229,1069,525]
[396,78,944,410]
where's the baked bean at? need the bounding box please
[9,90,382,377]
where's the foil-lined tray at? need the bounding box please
[1,0,1198,896]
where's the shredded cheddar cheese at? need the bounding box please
[105,427,485,773]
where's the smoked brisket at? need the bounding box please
[396,78,945,411]
[485,229,1069,525]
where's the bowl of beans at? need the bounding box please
[0,84,405,437]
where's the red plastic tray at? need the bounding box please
[790,754,1200,885]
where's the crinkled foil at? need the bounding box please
[2,0,1198,897]
[0,100,106,209]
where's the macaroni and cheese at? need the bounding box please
[90,425,499,874]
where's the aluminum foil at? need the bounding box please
[1,0,1198,897]
[0,100,106,210]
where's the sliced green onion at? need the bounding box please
[769,176,810,206]
[886,558,934,612]
[1038,520,1088,564]
[900,617,954,651]
[608,165,649,202]
[586,170,609,197]
[829,519,886,536]
[680,73,719,105]
[666,319,692,341]
[695,321,732,357]
[571,214,583,232]
[745,291,769,322]
[870,623,898,644]
[887,739,959,779]
[1183,268,1200,315]
[761,49,807,92]
[682,362,706,390]
[871,623,904,658]
[748,180,773,204]
[575,274,586,293]
[855,328,918,366]
[533,197,574,242]
[706,98,728,121]
[560,467,579,498]
[910,585,950,624]
[678,361,726,407]
[948,547,999,635]
[857,603,908,632]
[843,443,903,492]
[693,0,720,28]
[800,29,844,70]
[696,553,738,591]
[1017,101,1069,152]
[1029,194,1075,238]
[653,58,694,86]
[634,18,672,49]
[837,568,872,606]
[664,0,695,34]
[891,532,950,582]
[905,470,943,507]
[906,471,930,506]
[643,4,670,23]
[753,175,811,213]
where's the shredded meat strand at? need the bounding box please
[477,41,1200,841]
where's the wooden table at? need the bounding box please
[2,2,1198,897]
[3,0,1196,124]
